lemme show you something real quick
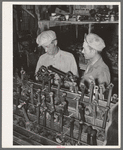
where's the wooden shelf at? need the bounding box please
[38,20,119,38]
[38,20,118,27]
[49,20,119,26]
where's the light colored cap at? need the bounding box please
[84,33,105,51]
[36,30,56,47]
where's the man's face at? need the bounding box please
[42,40,56,55]
[82,41,95,60]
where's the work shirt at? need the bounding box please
[82,57,110,88]
[35,49,79,77]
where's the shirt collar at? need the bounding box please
[88,56,102,67]
[48,47,61,58]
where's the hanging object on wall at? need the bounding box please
[73,5,93,16]
[39,5,51,20]
[38,21,50,35]
[35,5,41,21]
[21,5,35,18]
[55,7,70,15]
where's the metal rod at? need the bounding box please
[70,117,75,145]
[85,81,94,116]
[92,102,97,126]
[99,85,104,100]
[80,83,85,103]
[87,126,92,145]
[73,82,78,93]
[42,95,47,127]
[48,65,66,77]
[55,78,61,105]
[79,104,85,122]
[102,83,114,129]
[30,84,34,104]
[77,121,83,145]
[107,83,114,106]
[89,81,94,104]
[49,92,55,129]
[90,129,97,145]
[48,80,51,92]
[94,86,99,101]
[76,97,80,118]
[37,89,41,124]
[59,111,63,133]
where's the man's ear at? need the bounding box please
[92,49,96,54]
[54,40,57,46]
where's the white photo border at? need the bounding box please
[2,1,121,148]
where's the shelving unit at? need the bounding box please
[38,20,119,39]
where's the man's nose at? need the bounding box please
[45,47,48,52]
[82,48,84,54]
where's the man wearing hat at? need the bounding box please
[35,30,78,80]
[80,33,110,92]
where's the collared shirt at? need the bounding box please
[35,49,79,77]
[82,57,110,87]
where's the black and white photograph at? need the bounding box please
[2,2,121,148]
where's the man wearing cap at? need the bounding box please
[80,33,110,92]
[35,30,79,81]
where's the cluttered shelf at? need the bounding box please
[49,20,119,35]
[39,20,119,28]
[38,20,118,39]
[49,20,119,27]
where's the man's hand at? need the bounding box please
[35,72,39,81]
[53,73,62,85]
[79,75,95,94]
[87,75,95,84]
[54,73,60,80]
[35,76,38,81]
